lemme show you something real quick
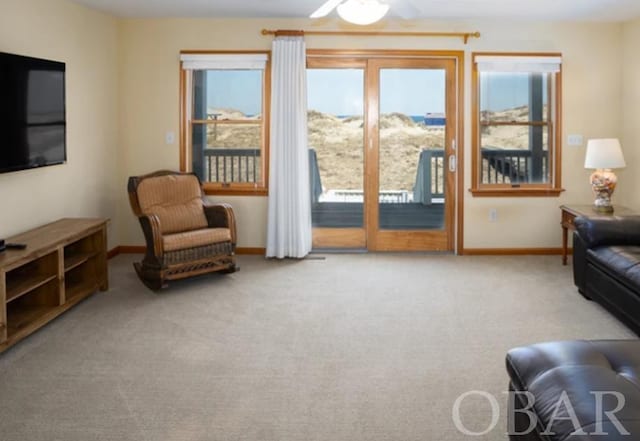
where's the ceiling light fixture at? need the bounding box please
[336,0,390,25]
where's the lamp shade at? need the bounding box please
[337,0,389,25]
[584,138,626,169]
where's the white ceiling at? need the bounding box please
[70,0,640,21]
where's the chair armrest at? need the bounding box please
[574,215,640,249]
[572,231,588,292]
[203,203,237,246]
[138,214,164,261]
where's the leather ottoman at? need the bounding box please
[506,340,640,440]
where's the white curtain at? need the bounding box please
[266,36,312,259]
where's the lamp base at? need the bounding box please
[590,169,618,213]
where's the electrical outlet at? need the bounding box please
[165,131,176,145]
[567,134,583,146]
[489,208,498,222]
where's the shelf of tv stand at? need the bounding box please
[64,251,98,273]
[6,273,58,303]
[65,279,100,304]
[7,304,58,336]
[0,218,108,353]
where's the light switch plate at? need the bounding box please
[165,131,176,145]
[567,134,583,146]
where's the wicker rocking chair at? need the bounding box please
[128,170,237,290]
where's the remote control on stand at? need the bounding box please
[6,243,27,250]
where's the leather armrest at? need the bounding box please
[572,231,588,292]
[574,215,640,249]
[203,202,237,246]
[138,214,164,261]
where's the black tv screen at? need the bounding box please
[0,52,66,174]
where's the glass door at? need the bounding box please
[307,55,458,251]
[367,58,457,251]
[307,59,367,249]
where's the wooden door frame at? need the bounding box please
[307,50,465,253]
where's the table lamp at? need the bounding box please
[584,138,626,213]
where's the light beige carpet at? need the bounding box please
[0,254,635,441]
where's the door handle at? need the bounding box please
[449,154,457,172]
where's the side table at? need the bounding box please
[560,204,637,265]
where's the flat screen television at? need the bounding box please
[0,52,66,174]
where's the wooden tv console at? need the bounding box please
[0,218,108,353]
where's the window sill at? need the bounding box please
[469,187,565,197]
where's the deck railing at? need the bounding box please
[201,147,544,202]
[202,148,448,204]
[320,189,411,204]
[413,149,445,204]
[481,148,548,184]
[203,148,261,183]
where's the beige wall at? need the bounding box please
[621,19,640,210]
[0,0,120,248]
[118,18,624,250]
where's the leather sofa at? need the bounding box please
[573,216,640,335]
[506,340,640,440]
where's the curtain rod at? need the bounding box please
[261,29,480,44]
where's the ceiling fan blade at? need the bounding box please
[310,0,344,18]
[388,0,421,19]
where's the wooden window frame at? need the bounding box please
[179,50,271,196]
[470,52,564,197]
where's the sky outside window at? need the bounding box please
[206,70,262,116]
[307,69,364,116]
[307,68,447,116]
[203,69,543,116]
[480,72,548,112]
